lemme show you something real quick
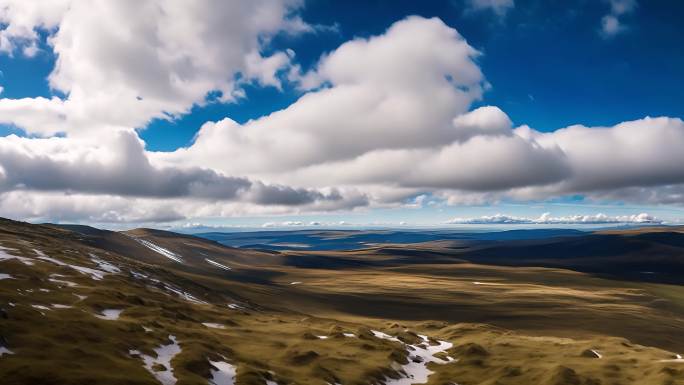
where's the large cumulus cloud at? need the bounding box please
[161,16,488,173]
[158,17,572,194]
[0,0,310,136]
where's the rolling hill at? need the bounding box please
[1,218,684,384]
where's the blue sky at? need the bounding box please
[0,0,683,228]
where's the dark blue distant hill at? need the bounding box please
[196,228,586,251]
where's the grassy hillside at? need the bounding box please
[1,218,684,384]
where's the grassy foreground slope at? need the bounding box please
[1,218,684,384]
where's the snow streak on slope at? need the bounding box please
[49,274,79,287]
[133,238,184,263]
[130,270,208,305]
[206,258,231,271]
[203,322,226,329]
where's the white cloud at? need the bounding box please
[447,212,661,225]
[0,191,186,224]
[162,16,487,174]
[0,97,68,135]
[0,131,368,211]
[404,194,429,209]
[0,187,368,225]
[156,18,576,198]
[608,0,638,15]
[0,0,70,55]
[262,220,304,228]
[281,127,568,192]
[161,18,563,191]
[600,0,637,38]
[601,15,623,36]
[0,0,308,136]
[519,116,684,195]
[465,0,515,17]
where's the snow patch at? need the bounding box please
[68,265,107,280]
[203,323,226,329]
[96,309,123,320]
[90,254,121,273]
[35,250,107,280]
[49,274,79,287]
[130,335,182,385]
[289,281,302,285]
[0,346,13,357]
[31,304,50,315]
[208,360,237,385]
[371,330,401,342]
[659,353,684,363]
[51,304,72,309]
[382,333,455,385]
[0,246,34,265]
[0,273,12,280]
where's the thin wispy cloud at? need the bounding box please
[600,0,638,38]
[447,212,661,225]
[464,0,515,18]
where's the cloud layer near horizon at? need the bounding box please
[0,2,682,224]
[447,212,661,225]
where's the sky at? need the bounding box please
[0,0,683,230]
